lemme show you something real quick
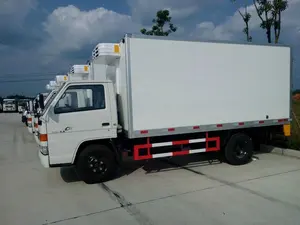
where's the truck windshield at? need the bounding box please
[4,101,15,104]
[19,102,27,106]
[41,84,65,115]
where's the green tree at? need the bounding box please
[271,0,288,43]
[7,95,27,100]
[140,10,177,36]
[233,0,288,43]
[253,0,288,43]
[232,0,252,42]
[293,89,300,95]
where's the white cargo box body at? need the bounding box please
[117,35,291,139]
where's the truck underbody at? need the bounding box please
[61,124,288,184]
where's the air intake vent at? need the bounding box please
[92,43,120,60]
[69,65,89,74]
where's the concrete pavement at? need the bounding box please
[1,113,300,225]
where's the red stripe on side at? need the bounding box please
[172,140,189,145]
[206,132,221,152]
[173,150,189,156]
[133,137,152,160]
[217,124,223,128]
[168,128,175,132]
[140,130,148,134]
[238,122,245,126]
[193,126,200,129]
[259,121,264,124]
[278,119,288,122]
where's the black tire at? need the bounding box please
[76,144,117,184]
[225,133,254,165]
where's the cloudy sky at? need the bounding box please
[0,0,299,96]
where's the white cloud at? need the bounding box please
[40,5,139,61]
[192,0,300,42]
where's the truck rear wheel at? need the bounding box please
[225,133,253,165]
[76,144,116,184]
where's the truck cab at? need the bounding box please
[36,66,90,145]
[3,99,16,112]
[38,80,118,167]
[18,99,28,114]
[38,43,123,183]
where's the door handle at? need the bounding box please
[64,127,71,131]
[102,123,110,126]
[60,127,72,133]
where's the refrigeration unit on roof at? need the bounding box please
[92,43,120,63]
[68,65,90,81]
[49,80,57,87]
[70,65,89,74]
[90,43,120,82]
[55,75,68,85]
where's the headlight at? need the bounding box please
[40,146,49,155]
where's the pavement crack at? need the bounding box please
[99,183,154,225]
[164,159,300,211]
[41,207,121,225]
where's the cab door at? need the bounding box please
[46,83,117,166]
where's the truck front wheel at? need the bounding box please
[224,133,254,165]
[76,144,117,184]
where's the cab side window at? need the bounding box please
[54,85,105,114]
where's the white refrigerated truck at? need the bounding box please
[33,76,68,143]
[2,99,17,112]
[27,91,49,133]
[38,35,292,184]
[18,99,29,113]
[26,100,34,132]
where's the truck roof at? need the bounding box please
[64,80,112,84]
[123,33,291,49]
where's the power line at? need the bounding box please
[0,78,51,83]
[0,75,56,81]
[0,72,66,78]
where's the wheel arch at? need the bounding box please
[73,139,120,165]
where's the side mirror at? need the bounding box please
[39,94,44,110]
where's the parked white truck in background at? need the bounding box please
[2,99,17,112]
[44,81,58,105]
[25,100,34,130]
[37,35,292,184]
[18,99,29,113]
[32,92,49,133]
[27,92,49,133]
[34,75,68,144]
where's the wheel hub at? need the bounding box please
[88,156,107,174]
[235,141,248,158]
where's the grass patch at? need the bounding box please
[289,100,300,150]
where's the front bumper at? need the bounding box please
[38,149,49,168]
